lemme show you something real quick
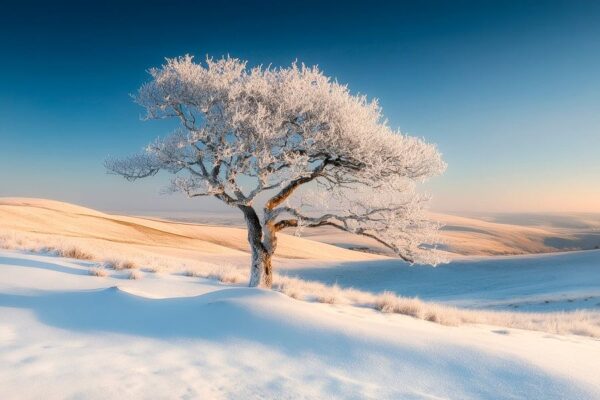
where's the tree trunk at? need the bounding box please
[249,247,273,288]
[240,205,273,288]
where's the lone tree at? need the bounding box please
[107,55,446,288]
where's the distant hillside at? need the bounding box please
[2,198,598,260]
[0,198,381,264]
[285,211,600,257]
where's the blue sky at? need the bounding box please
[1,0,599,213]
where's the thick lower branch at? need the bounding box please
[276,217,414,263]
[264,161,329,210]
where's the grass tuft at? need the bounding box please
[127,270,142,280]
[58,247,94,260]
[89,267,108,277]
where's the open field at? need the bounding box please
[1,198,600,398]
[1,249,600,399]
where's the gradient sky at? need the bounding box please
[1,0,599,214]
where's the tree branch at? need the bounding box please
[264,160,328,211]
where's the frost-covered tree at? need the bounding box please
[106,55,446,288]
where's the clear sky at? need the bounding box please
[1,0,599,214]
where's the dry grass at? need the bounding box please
[127,270,143,280]
[316,294,337,304]
[119,260,136,270]
[375,292,426,318]
[89,267,108,277]
[103,258,136,270]
[57,247,94,260]
[102,258,119,270]
[280,284,303,300]
[315,284,341,304]
[0,234,93,261]
[206,266,246,284]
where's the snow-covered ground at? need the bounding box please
[1,199,600,398]
[283,250,600,312]
[1,249,600,399]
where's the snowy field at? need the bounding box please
[1,198,600,399]
[1,249,600,399]
[283,250,600,312]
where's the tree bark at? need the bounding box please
[240,205,273,288]
[249,248,273,288]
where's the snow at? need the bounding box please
[1,249,600,399]
[283,250,600,312]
